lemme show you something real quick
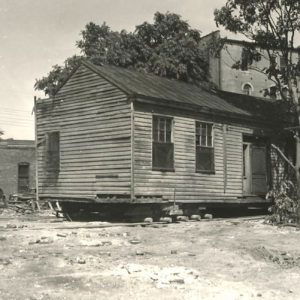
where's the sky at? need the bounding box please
[0,0,233,140]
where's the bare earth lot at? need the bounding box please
[1,210,300,300]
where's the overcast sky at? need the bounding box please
[0,0,235,140]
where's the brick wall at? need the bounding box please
[0,140,36,197]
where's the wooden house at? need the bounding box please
[35,60,287,216]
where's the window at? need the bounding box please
[46,131,60,171]
[242,83,253,95]
[269,86,277,99]
[18,163,30,193]
[279,56,286,74]
[152,116,174,171]
[195,122,214,173]
[282,87,289,99]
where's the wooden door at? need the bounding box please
[243,143,267,196]
[251,146,267,195]
[243,143,251,195]
[18,163,30,193]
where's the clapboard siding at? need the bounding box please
[133,108,259,202]
[36,65,132,199]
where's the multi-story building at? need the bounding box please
[200,31,300,100]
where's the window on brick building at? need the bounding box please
[152,116,174,171]
[270,86,277,99]
[242,83,253,95]
[279,56,287,74]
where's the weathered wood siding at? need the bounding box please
[133,107,262,203]
[36,65,132,199]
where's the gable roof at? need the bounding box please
[82,60,251,117]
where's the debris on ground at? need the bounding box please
[111,264,201,288]
[250,245,300,268]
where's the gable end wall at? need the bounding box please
[36,65,132,199]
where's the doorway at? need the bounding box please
[243,137,268,196]
[18,163,30,193]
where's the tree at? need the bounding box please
[214,0,300,222]
[35,12,208,96]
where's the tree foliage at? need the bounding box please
[35,12,208,96]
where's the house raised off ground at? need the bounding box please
[35,60,291,217]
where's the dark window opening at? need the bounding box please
[18,163,30,193]
[270,86,277,99]
[152,116,174,171]
[243,83,252,95]
[46,131,60,171]
[279,56,286,74]
[196,122,214,173]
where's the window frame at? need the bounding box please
[152,115,175,172]
[45,131,60,172]
[195,121,215,174]
[242,83,253,96]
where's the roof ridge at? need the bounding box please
[81,60,133,96]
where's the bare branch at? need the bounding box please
[271,143,296,171]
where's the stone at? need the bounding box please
[0,236,7,241]
[135,250,144,256]
[77,258,86,264]
[39,237,54,244]
[169,278,185,284]
[102,241,112,246]
[204,214,213,219]
[171,250,177,254]
[159,217,172,223]
[144,217,153,223]
[0,258,11,265]
[6,224,17,229]
[57,233,67,238]
[129,239,141,245]
[190,215,201,221]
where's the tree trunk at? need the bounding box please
[296,100,300,223]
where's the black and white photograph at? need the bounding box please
[1,0,300,299]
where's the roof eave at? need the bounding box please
[133,94,276,127]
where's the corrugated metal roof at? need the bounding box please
[83,61,252,117]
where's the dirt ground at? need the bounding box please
[1,209,300,300]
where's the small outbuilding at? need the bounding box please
[35,61,290,215]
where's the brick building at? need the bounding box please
[200,31,300,100]
[0,139,36,198]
